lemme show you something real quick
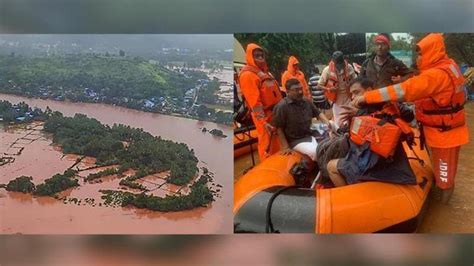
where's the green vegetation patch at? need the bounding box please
[34,169,80,196]
[0,54,206,102]
[4,171,79,196]
[119,179,147,191]
[0,54,232,124]
[85,168,121,182]
[5,176,36,193]
[101,174,214,212]
[43,112,199,185]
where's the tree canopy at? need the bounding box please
[236,33,474,80]
[0,54,206,100]
[43,112,199,185]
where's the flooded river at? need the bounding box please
[0,94,232,234]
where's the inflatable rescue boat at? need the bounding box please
[234,136,434,233]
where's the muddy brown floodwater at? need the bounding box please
[234,103,474,233]
[0,94,232,234]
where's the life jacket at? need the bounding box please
[415,63,466,132]
[324,60,351,102]
[350,104,413,158]
[240,65,282,112]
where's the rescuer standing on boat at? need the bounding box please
[239,43,283,161]
[281,56,312,100]
[352,33,469,203]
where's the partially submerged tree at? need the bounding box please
[6,176,36,193]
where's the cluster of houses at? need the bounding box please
[30,83,205,117]
[0,102,44,123]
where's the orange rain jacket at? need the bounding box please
[239,43,283,160]
[364,33,468,148]
[281,56,311,100]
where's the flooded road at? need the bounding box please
[0,94,232,234]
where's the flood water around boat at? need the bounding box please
[0,94,232,234]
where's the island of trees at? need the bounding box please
[34,170,80,196]
[3,170,79,196]
[0,101,216,211]
[5,176,36,193]
[201,127,227,138]
[101,174,215,212]
[43,111,200,186]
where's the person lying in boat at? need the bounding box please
[326,77,417,187]
[272,78,331,161]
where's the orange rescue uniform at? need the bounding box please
[239,43,283,161]
[324,59,353,102]
[364,33,469,189]
[281,56,311,100]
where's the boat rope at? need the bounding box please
[265,185,299,233]
[406,141,425,166]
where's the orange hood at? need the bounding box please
[287,56,300,75]
[245,43,263,69]
[417,33,449,71]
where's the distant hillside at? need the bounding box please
[0,54,233,124]
[0,54,206,99]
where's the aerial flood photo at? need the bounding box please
[0,34,233,234]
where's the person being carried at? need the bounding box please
[272,78,330,161]
[326,77,416,187]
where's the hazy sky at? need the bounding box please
[0,34,233,51]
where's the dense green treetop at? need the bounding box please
[5,176,36,193]
[43,112,198,185]
[34,169,80,196]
